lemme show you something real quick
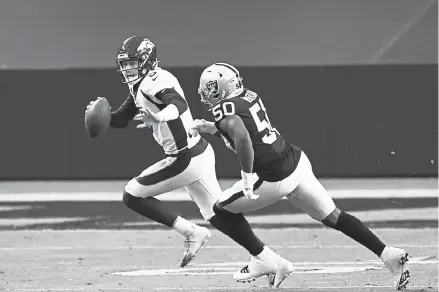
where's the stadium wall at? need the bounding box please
[0,64,437,179]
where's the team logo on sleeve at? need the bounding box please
[241,90,257,103]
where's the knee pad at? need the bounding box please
[213,202,243,221]
[213,201,228,215]
[199,202,215,221]
[335,210,353,230]
[321,208,341,229]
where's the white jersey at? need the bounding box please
[130,67,200,155]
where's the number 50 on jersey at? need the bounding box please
[212,99,279,145]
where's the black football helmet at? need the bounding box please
[116,36,158,84]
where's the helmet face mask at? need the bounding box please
[198,80,220,110]
[117,59,142,84]
[117,36,157,85]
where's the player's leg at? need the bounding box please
[188,145,267,248]
[286,152,409,290]
[123,155,210,266]
[184,144,270,271]
[216,177,293,286]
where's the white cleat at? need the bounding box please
[179,225,211,268]
[267,260,294,288]
[234,247,278,283]
[380,246,410,290]
[267,251,294,288]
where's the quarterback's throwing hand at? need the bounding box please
[86,97,104,111]
[134,108,161,128]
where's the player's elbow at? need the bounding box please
[110,112,130,128]
[170,98,188,116]
[156,88,188,116]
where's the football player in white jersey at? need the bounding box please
[87,36,215,267]
[86,37,290,275]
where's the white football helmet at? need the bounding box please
[198,63,244,110]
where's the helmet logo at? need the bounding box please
[206,80,217,92]
[137,40,154,55]
[117,53,128,59]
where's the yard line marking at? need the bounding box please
[111,256,436,277]
[192,256,437,266]
[112,262,430,276]
[112,257,437,277]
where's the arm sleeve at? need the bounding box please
[110,95,138,128]
[155,88,188,115]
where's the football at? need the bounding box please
[84,97,111,138]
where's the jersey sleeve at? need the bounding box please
[110,94,138,128]
[213,98,246,147]
[142,69,177,101]
[154,88,187,114]
[140,69,188,114]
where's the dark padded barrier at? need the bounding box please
[0,64,436,179]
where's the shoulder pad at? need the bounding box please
[139,68,178,98]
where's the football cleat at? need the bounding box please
[267,255,294,288]
[233,247,278,283]
[179,225,211,268]
[380,247,410,290]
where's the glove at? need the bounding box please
[241,171,259,200]
[188,119,217,137]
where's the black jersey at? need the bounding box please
[214,89,301,182]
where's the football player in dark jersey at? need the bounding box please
[189,62,410,290]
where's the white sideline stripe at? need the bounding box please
[3,257,435,271]
[113,257,436,276]
[0,244,436,251]
[0,188,437,201]
[4,256,434,269]
[114,266,383,276]
[6,286,438,291]
[5,261,437,270]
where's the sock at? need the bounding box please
[336,211,386,257]
[173,216,196,237]
[211,205,265,256]
[122,191,178,227]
